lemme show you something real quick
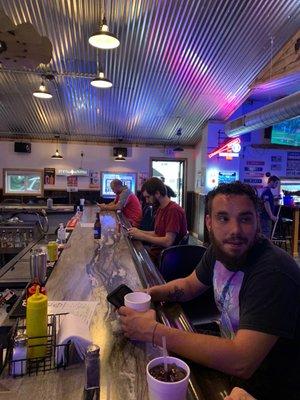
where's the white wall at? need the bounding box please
[0,141,196,192]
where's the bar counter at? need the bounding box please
[0,206,231,400]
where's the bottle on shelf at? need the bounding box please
[1,230,7,248]
[14,229,22,248]
[26,286,48,359]
[93,212,101,240]
[28,229,34,242]
[57,223,66,244]
[22,231,27,247]
[7,232,13,248]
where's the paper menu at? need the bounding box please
[48,301,98,327]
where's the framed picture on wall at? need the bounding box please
[3,169,44,196]
[44,168,55,185]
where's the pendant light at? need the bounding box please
[51,135,63,159]
[89,17,120,50]
[173,128,184,152]
[33,81,52,99]
[91,70,112,88]
[114,153,126,162]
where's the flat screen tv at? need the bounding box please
[271,116,300,147]
[101,172,137,198]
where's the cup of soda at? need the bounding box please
[146,356,190,400]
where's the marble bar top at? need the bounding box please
[0,206,163,400]
[1,206,231,400]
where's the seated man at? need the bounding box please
[128,177,188,265]
[118,181,300,400]
[98,179,142,227]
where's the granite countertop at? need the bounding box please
[0,206,162,400]
[0,206,231,400]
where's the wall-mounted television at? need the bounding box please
[101,172,137,198]
[271,116,300,147]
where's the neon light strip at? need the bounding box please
[208,138,241,158]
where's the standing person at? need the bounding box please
[98,179,142,227]
[128,177,188,265]
[260,175,280,238]
[118,181,300,400]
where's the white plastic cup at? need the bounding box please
[146,356,190,400]
[80,198,85,206]
[124,292,151,312]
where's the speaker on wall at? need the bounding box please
[113,147,128,157]
[14,142,31,153]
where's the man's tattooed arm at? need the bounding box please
[166,286,185,302]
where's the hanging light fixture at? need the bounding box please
[79,151,84,169]
[89,17,120,50]
[114,153,126,162]
[91,70,112,88]
[51,135,63,159]
[173,128,184,152]
[33,81,52,99]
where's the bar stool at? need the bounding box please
[159,245,220,327]
[159,244,206,282]
[271,218,293,253]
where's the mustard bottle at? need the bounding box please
[26,286,48,358]
[47,241,58,262]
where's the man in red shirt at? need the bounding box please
[98,179,142,227]
[128,177,188,264]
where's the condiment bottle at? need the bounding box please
[27,282,46,298]
[47,241,58,262]
[11,333,28,376]
[57,223,66,244]
[93,212,101,240]
[26,286,48,358]
[83,344,100,399]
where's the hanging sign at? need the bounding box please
[208,138,241,160]
[57,169,89,176]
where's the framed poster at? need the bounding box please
[67,175,78,192]
[44,168,55,185]
[89,171,100,189]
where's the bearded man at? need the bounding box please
[118,181,300,400]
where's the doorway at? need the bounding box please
[150,158,187,207]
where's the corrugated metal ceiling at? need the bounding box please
[0,0,299,146]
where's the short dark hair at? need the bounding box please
[268,175,280,184]
[111,179,123,187]
[206,181,260,215]
[142,177,167,196]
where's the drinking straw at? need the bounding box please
[162,336,168,372]
[146,284,150,295]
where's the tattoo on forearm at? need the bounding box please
[167,286,185,302]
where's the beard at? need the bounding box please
[209,229,259,271]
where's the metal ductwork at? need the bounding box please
[225,91,300,137]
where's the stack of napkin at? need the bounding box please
[56,313,92,364]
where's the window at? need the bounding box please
[3,169,44,196]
